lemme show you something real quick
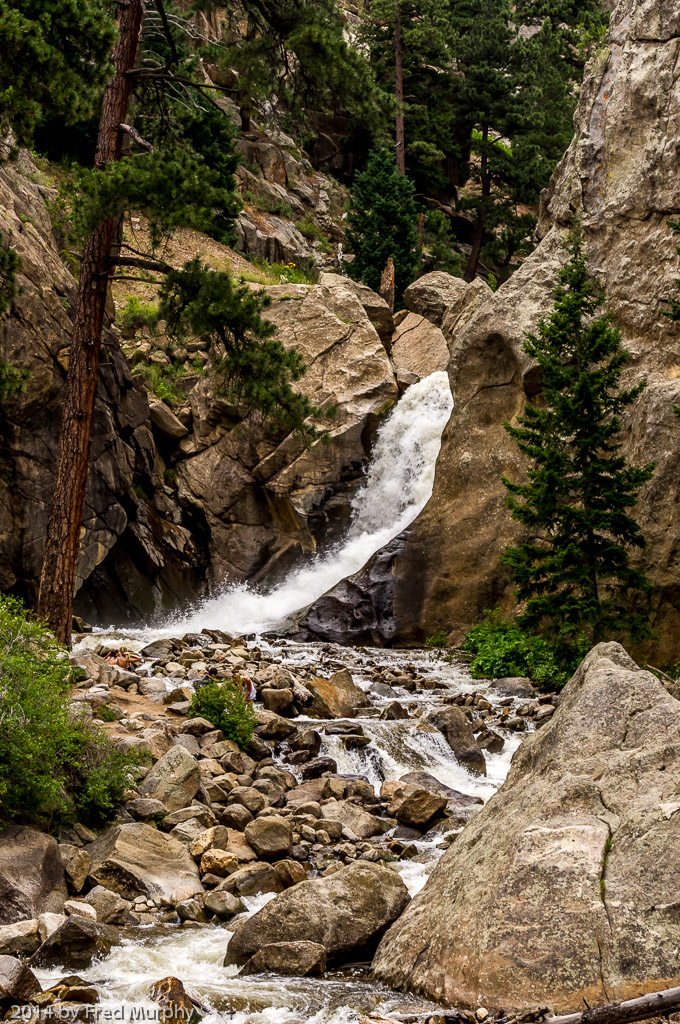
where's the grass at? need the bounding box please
[241,258,317,287]
[118,296,159,334]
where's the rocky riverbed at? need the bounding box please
[0,631,553,1023]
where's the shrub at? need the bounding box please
[187,679,256,749]
[118,296,159,333]
[463,611,588,690]
[0,596,141,828]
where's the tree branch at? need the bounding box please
[112,255,173,273]
[117,122,155,151]
[546,985,680,1024]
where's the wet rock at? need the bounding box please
[0,828,68,925]
[149,977,200,1024]
[380,700,409,720]
[0,956,41,1004]
[217,862,282,898]
[399,772,483,807]
[305,669,369,719]
[80,887,132,926]
[203,891,243,920]
[240,940,326,977]
[373,644,680,1012]
[244,817,293,860]
[301,757,338,779]
[58,846,90,894]
[0,920,41,956]
[254,711,297,740]
[226,861,409,965]
[30,917,118,969]
[87,823,203,903]
[139,746,200,812]
[390,786,447,830]
[288,728,322,755]
[175,898,207,923]
[427,707,486,776]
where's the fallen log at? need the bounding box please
[546,986,680,1024]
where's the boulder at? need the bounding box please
[37,913,67,943]
[389,786,447,830]
[403,272,469,328]
[203,891,243,920]
[240,941,327,977]
[373,644,680,1012]
[139,746,200,811]
[0,920,41,956]
[30,916,118,968]
[149,977,199,1024]
[305,669,368,719]
[390,313,449,379]
[319,799,388,840]
[59,845,90,893]
[244,816,293,860]
[226,861,410,965]
[217,862,282,898]
[148,400,189,440]
[0,956,41,1004]
[80,887,132,925]
[427,706,486,776]
[0,828,67,925]
[63,901,97,922]
[87,823,203,903]
[399,772,482,808]
[490,676,536,698]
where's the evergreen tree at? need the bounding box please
[502,233,655,647]
[345,148,419,300]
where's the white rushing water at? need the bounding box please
[153,371,452,638]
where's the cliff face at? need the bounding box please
[394,0,680,660]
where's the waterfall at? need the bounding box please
[164,371,453,637]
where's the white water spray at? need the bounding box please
[163,371,453,637]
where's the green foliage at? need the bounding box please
[421,211,463,277]
[118,297,159,333]
[425,629,449,648]
[0,233,20,314]
[502,232,655,646]
[244,260,317,286]
[256,194,293,219]
[297,215,323,241]
[463,611,587,689]
[159,259,320,438]
[346,148,419,300]
[0,0,115,152]
[188,679,256,749]
[0,596,140,827]
[138,362,192,408]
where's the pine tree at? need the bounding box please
[502,233,655,647]
[345,148,419,300]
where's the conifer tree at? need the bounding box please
[502,234,655,647]
[345,148,419,300]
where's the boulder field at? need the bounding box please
[373,643,680,1013]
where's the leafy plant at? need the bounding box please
[425,629,449,648]
[187,679,257,749]
[118,296,159,333]
[0,595,141,827]
[297,215,322,241]
[463,610,588,690]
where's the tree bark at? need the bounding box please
[37,0,144,646]
[464,125,490,282]
[380,257,396,313]
[546,984,680,1024]
[394,1,405,175]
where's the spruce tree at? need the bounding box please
[345,148,419,300]
[502,233,655,647]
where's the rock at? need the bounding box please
[203,891,243,920]
[403,272,469,329]
[0,920,41,956]
[390,313,449,379]
[490,676,536,698]
[125,798,168,822]
[285,779,330,808]
[254,710,297,740]
[427,707,486,776]
[87,823,203,903]
[305,798,387,840]
[30,916,118,968]
[227,786,266,816]
[217,862,282,898]
[261,687,295,716]
[37,914,67,943]
[0,956,41,1003]
[399,772,482,807]
[190,826,230,860]
[305,669,369,719]
[58,846,90,894]
[244,817,293,859]
[139,746,200,812]
[226,861,410,965]
[390,786,447,830]
[273,859,306,889]
[149,400,189,440]
[240,941,327,977]
[63,901,97,922]
[373,644,680,1012]
[0,828,67,925]
[350,281,394,345]
[301,757,337,779]
[199,850,238,877]
[380,700,409,720]
[80,887,132,925]
[149,977,199,1024]
[219,804,253,831]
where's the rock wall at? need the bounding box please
[373,643,680,1012]
[0,157,399,625]
[394,0,680,660]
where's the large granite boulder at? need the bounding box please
[304,668,369,719]
[0,828,67,925]
[373,644,680,1012]
[403,272,468,328]
[393,0,680,661]
[390,313,449,379]
[87,823,203,903]
[139,746,200,811]
[226,861,410,965]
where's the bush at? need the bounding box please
[0,596,141,828]
[463,611,588,690]
[187,679,256,749]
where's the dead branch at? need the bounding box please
[545,985,680,1024]
[117,122,155,152]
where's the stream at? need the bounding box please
[44,373,526,1023]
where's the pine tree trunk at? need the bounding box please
[37,0,144,646]
[464,126,490,282]
[394,2,406,175]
